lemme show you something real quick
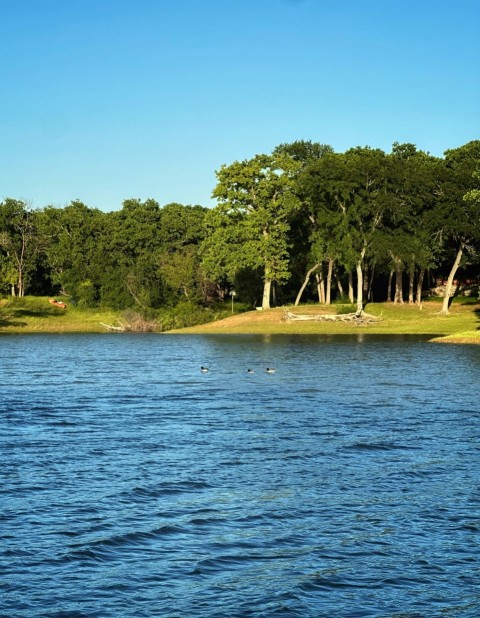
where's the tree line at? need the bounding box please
[1,140,479,318]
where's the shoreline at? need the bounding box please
[166,303,480,344]
[1,299,480,344]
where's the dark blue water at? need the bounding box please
[1,334,479,617]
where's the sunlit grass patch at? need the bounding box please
[430,330,480,344]
[0,296,119,333]
[173,300,480,342]
[1,296,479,342]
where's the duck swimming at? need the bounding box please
[266,368,276,374]
[247,369,255,374]
[200,366,209,372]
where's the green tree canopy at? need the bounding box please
[203,153,300,309]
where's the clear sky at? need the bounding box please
[1,0,479,212]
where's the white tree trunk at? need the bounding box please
[439,245,464,315]
[262,279,272,310]
[387,269,394,302]
[335,270,345,299]
[348,272,354,303]
[355,247,367,315]
[325,259,333,305]
[295,263,320,306]
[416,268,425,305]
[394,257,404,304]
[408,262,415,304]
[316,269,325,304]
[356,260,363,314]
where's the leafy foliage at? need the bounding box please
[1,140,479,326]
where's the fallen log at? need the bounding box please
[100,314,157,332]
[100,322,126,332]
[283,308,382,325]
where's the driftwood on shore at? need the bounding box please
[100,322,126,332]
[100,312,158,332]
[282,308,382,325]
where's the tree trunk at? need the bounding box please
[439,244,464,315]
[325,259,333,305]
[362,263,369,302]
[394,257,404,304]
[348,271,354,303]
[272,282,277,307]
[295,263,321,306]
[355,260,364,315]
[416,268,425,305]
[262,279,272,310]
[367,261,375,302]
[355,247,367,315]
[335,269,345,299]
[387,269,394,302]
[316,268,325,304]
[408,262,415,304]
[17,232,27,297]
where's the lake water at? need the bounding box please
[1,334,479,617]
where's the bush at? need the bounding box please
[75,280,98,309]
[156,301,232,331]
[332,295,352,305]
[119,310,158,332]
[336,304,357,315]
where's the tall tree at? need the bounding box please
[0,198,39,296]
[381,144,442,304]
[156,203,207,303]
[105,198,163,308]
[435,141,480,314]
[37,201,107,304]
[300,148,390,313]
[109,198,162,266]
[157,203,207,250]
[203,153,300,309]
[273,140,335,306]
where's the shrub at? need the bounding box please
[336,304,357,315]
[156,301,232,331]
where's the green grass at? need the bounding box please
[1,296,479,343]
[171,299,480,343]
[430,330,480,344]
[0,296,119,333]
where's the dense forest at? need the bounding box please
[1,140,479,324]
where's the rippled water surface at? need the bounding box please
[1,334,479,617]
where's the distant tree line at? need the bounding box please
[1,140,479,317]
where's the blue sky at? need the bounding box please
[1,0,479,211]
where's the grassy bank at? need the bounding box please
[1,296,479,343]
[0,296,119,334]
[0,296,237,334]
[169,300,480,343]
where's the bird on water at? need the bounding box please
[200,366,209,372]
[247,369,255,374]
[266,368,276,374]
